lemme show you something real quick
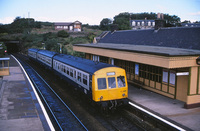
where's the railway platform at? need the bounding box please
[1,54,200,131]
[0,55,52,131]
[128,84,200,131]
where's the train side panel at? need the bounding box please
[36,50,57,69]
[52,59,93,98]
[28,48,40,60]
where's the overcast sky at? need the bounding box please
[0,0,200,25]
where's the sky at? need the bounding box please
[0,0,200,25]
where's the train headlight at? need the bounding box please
[122,93,125,97]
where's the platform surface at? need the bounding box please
[128,84,200,131]
[0,56,50,131]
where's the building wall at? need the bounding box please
[185,67,200,108]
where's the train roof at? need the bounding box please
[53,54,116,74]
[28,48,40,52]
[37,49,58,58]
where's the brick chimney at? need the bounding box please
[155,13,166,30]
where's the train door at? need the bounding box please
[107,77,118,100]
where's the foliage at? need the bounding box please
[100,12,181,31]
[0,17,41,34]
[182,20,191,23]
[164,14,181,26]
[57,30,69,38]
[194,21,200,23]
[82,24,99,30]
[113,12,131,30]
[130,12,157,20]
[100,18,113,31]
[0,42,7,57]
[45,38,60,52]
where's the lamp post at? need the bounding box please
[42,43,45,50]
[57,43,62,53]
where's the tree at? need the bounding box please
[113,12,131,30]
[100,18,112,31]
[164,14,181,26]
[182,20,191,23]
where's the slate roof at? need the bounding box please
[54,22,73,26]
[75,43,200,56]
[98,27,200,50]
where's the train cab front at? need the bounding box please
[92,67,128,110]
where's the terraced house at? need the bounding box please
[73,26,200,109]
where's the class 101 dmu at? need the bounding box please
[28,48,128,110]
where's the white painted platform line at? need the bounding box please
[129,102,186,131]
[11,55,55,131]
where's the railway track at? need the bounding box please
[13,54,88,131]
[16,53,170,130]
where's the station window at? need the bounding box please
[169,71,176,85]
[83,74,88,85]
[99,56,109,63]
[97,78,107,90]
[93,55,99,62]
[162,70,168,83]
[139,64,162,83]
[108,77,116,88]
[117,76,126,87]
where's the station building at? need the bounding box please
[73,27,200,108]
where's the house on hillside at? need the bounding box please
[73,26,200,109]
[130,13,164,30]
[130,19,155,29]
[54,21,82,32]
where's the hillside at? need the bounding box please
[0,18,102,57]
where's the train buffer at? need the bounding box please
[0,57,10,76]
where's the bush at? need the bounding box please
[57,30,69,38]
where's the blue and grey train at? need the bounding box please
[28,48,128,109]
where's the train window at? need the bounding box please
[64,66,66,73]
[70,69,73,77]
[117,76,126,87]
[83,74,87,85]
[78,72,82,82]
[67,67,69,75]
[97,78,107,90]
[74,70,77,79]
[61,65,63,71]
[108,77,116,88]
